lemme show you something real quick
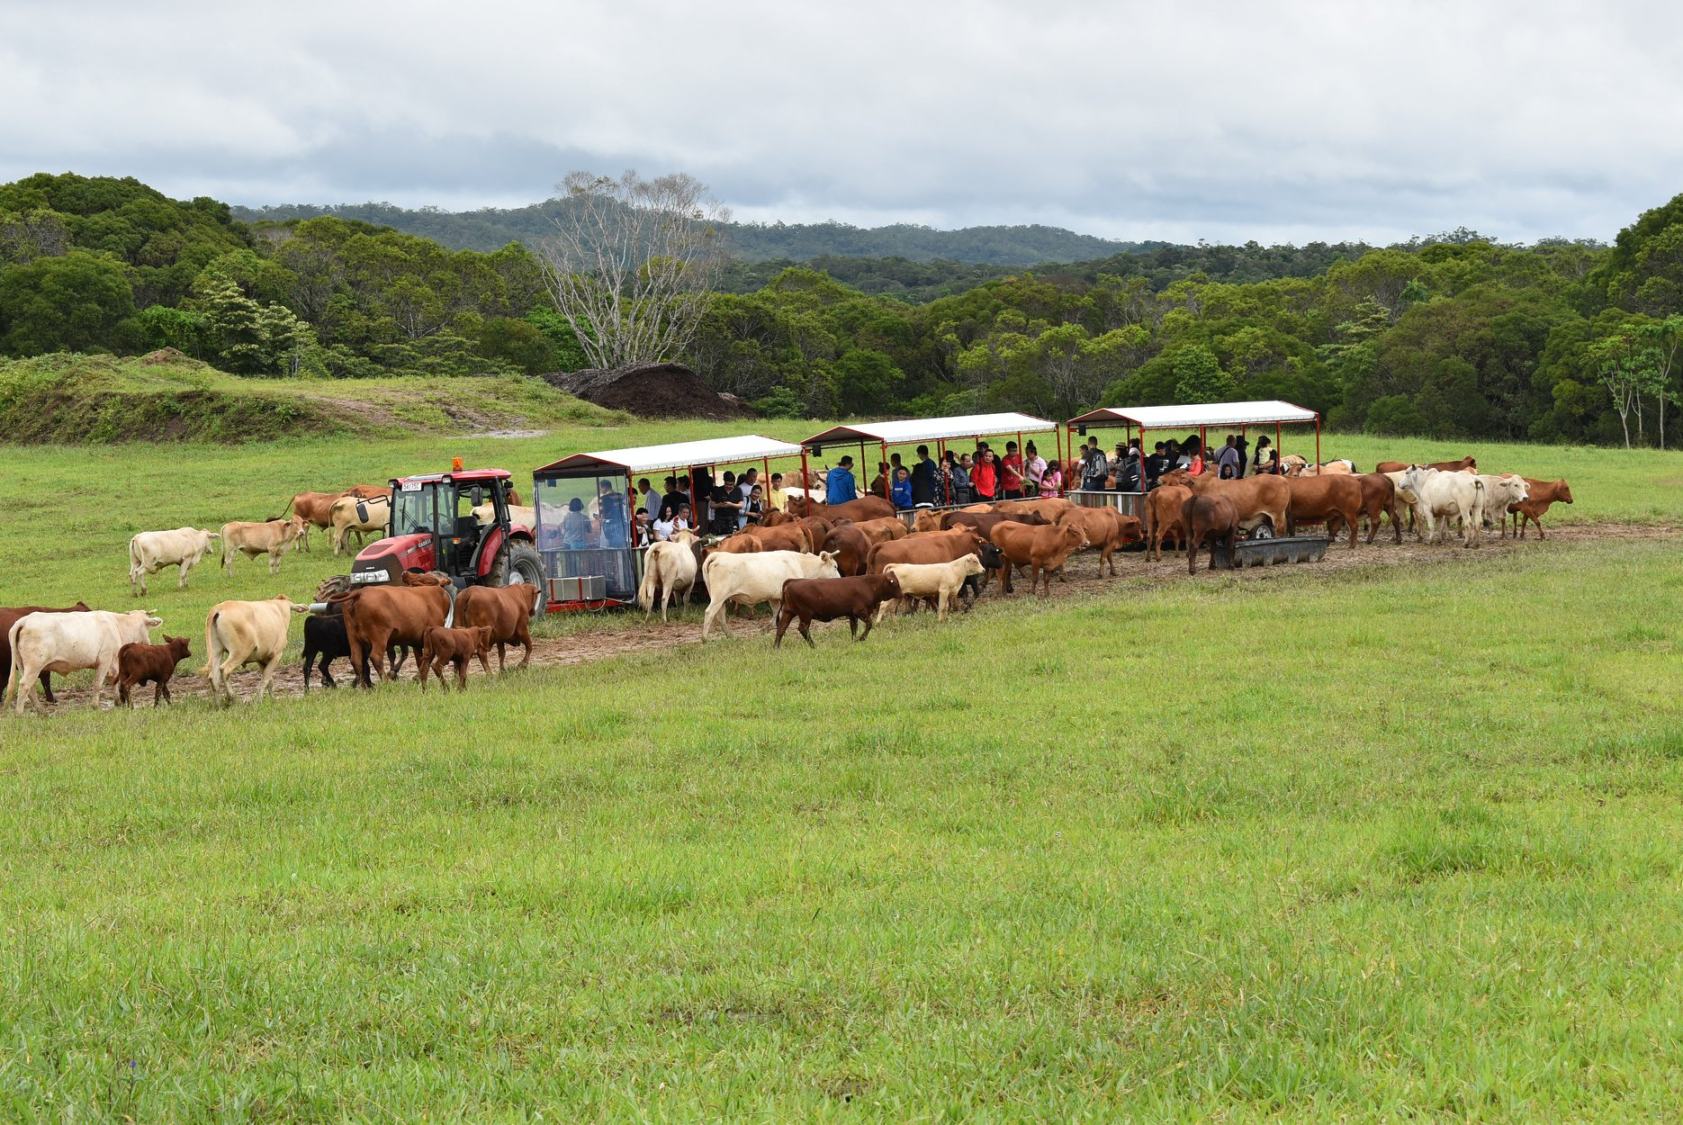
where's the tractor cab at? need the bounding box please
[345,466,544,614]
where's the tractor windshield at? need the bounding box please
[392,481,443,537]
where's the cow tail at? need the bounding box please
[636,550,657,612]
[4,618,22,706]
[201,611,220,682]
[128,536,140,579]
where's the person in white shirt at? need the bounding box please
[1024,441,1048,496]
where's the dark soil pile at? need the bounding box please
[541,363,754,421]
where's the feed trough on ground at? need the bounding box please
[1211,535,1329,569]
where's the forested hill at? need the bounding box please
[232,199,1138,264]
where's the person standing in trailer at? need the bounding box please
[1001,442,1025,500]
[826,456,859,503]
[911,446,938,507]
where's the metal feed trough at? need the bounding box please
[1210,534,1329,569]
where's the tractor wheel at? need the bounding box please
[491,540,546,619]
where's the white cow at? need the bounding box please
[1477,475,1530,535]
[8,609,161,713]
[205,595,303,704]
[129,527,220,596]
[329,495,390,555]
[638,532,700,622]
[700,549,840,640]
[471,502,538,528]
[222,518,307,575]
[1401,466,1486,547]
[880,555,985,622]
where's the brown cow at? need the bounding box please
[912,509,945,533]
[846,517,909,546]
[1183,493,1240,574]
[1284,474,1364,547]
[1054,507,1142,576]
[1508,477,1574,539]
[820,525,873,577]
[737,523,814,553]
[0,602,90,704]
[1161,470,1289,539]
[343,483,393,501]
[332,583,450,686]
[454,584,535,672]
[283,491,344,551]
[1356,472,1404,544]
[115,635,191,707]
[938,510,1048,535]
[774,573,902,647]
[1374,456,1477,475]
[418,625,493,691]
[993,497,1072,520]
[786,495,897,522]
[990,521,1087,595]
[711,533,764,555]
[1144,485,1191,561]
[866,526,990,575]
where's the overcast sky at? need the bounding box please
[2,0,1678,244]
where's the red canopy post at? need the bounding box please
[1315,416,1322,468]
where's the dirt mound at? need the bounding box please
[541,363,754,421]
[140,347,193,365]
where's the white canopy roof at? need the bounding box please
[1068,399,1318,429]
[803,412,1056,447]
[534,434,804,476]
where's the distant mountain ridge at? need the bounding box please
[231,199,1142,265]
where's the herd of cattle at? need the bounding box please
[1,454,1574,712]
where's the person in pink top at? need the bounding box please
[1038,459,1063,498]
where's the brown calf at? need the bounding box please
[115,635,192,707]
[418,625,494,690]
[1144,485,1191,560]
[454,583,536,673]
[774,573,902,647]
[1356,473,1404,544]
[1183,493,1240,574]
[1509,477,1573,539]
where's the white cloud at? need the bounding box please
[1,0,1679,243]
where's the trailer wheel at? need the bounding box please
[491,541,546,619]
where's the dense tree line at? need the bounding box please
[8,171,1683,445]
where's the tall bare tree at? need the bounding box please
[534,170,730,370]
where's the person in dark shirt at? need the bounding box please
[661,475,686,523]
[1144,442,1170,489]
[910,444,938,506]
[709,472,740,535]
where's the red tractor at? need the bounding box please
[341,467,545,617]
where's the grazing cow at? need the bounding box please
[222,518,306,576]
[8,609,160,713]
[1054,507,1143,576]
[454,583,536,672]
[1355,473,1405,544]
[129,527,220,595]
[204,596,300,704]
[472,502,538,528]
[283,491,348,552]
[785,495,896,522]
[845,517,909,546]
[0,602,90,704]
[330,494,391,555]
[1508,477,1574,539]
[331,582,452,685]
[990,521,1088,596]
[1284,475,1364,548]
[115,635,191,707]
[820,525,873,578]
[881,555,986,621]
[700,550,841,640]
[1400,466,1486,547]
[639,533,701,622]
[1161,470,1289,540]
[1144,484,1192,560]
[774,572,902,648]
[1375,456,1477,475]
[1476,475,1531,536]
[418,625,494,691]
[1182,493,1240,574]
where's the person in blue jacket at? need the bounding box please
[891,466,914,510]
[825,456,858,503]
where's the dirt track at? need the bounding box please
[15,521,1675,712]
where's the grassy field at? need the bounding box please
[1,418,1682,1117]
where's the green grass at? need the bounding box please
[0,353,621,443]
[2,420,1683,1117]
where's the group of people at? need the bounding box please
[1072,431,1283,492]
[553,430,1296,549]
[823,439,1061,511]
